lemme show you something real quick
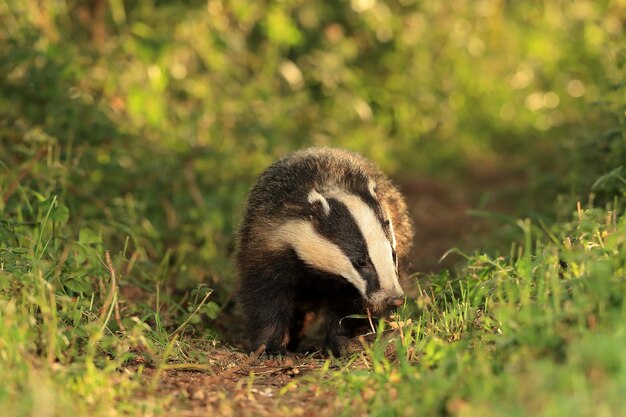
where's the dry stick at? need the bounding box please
[249,343,267,362]
[216,344,267,380]
[246,366,299,376]
[125,250,140,276]
[159,345,269,383]
[159,363,216,373]
[104,250,126,332]
[366,310,374,332]
[170,289,213,338]
[97,257,113,317]
[2,146,47,204]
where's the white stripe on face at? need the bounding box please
[331,193,403,297]
[307,189,330,215]
[268,220,366,295]
[367,180,377,198]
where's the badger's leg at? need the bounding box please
[245,291,294,356]
[239,268,297,356]
[287,306,306,352]
[322,288,363,357]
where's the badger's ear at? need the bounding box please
[307,189,330,217]
[367,179,377,198]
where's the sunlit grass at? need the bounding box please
[325,204,626,417]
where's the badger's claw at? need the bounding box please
[249,343,287,362]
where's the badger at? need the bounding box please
[236,147,413,356]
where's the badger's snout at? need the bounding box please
[383,295,405,310]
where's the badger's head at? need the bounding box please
[270,182,405,313]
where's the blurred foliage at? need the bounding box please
[0,0,624,292]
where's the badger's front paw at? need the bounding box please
[263,344,287,359]
[250,343,286,361]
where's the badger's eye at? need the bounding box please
[384,219,391,227]
[353,259,368,269]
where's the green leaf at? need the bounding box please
[592,166,625,191]
[50,204,70,223]
[32,191,48,202]
[79,228,102,244]
[191,285,214,299]
[64,274,92,293]
[203,301,220,320]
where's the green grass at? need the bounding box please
[325,205,626,416]
[0,208,223,416]
[1,201,153,416]
[2,187,625,417]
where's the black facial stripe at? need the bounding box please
[312,198,381,295]
[365,268,382,295]
[358,191,393,241]
[313,199,366,258]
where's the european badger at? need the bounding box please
[236,147,413,356]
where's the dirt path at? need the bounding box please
[139,354,337,417]
[402,171,525,274]
[138,168,526,415]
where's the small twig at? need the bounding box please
[125,250,140,276]
[170,289,213,338]
[360,350,371,370]
[366,308,376,333]
[109,252,126,332]
[159,363,217,373]
[100,250,125,332]
[246,365,302,376]
[216,344,267,380]
[249,343,267,362]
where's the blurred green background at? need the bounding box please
[1,0,624,299]
[1,3,625,415]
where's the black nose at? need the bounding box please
[384,296,405,310]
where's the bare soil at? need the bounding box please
[138,353,336,417]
